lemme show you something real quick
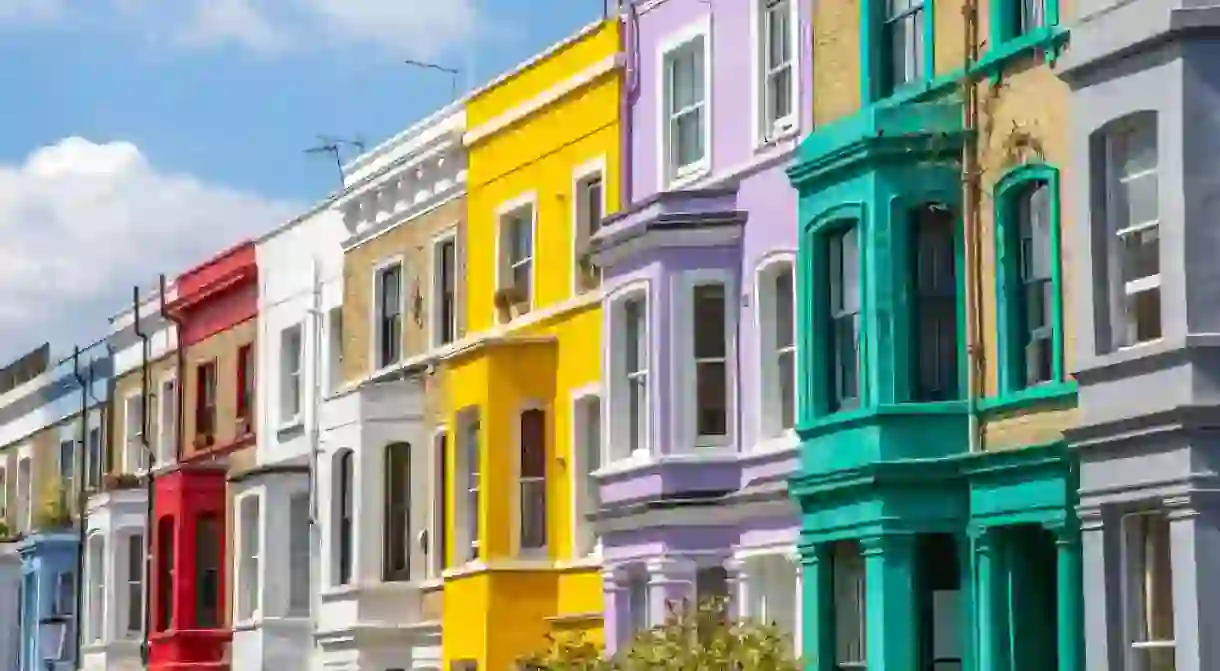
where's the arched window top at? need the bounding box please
[994,162,1060,199]
[1092,109,1157,142]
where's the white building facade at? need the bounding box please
[312,104,467,671]
[81,292,176,671]
[230,202,346,671]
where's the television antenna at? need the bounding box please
[305,134,367,189]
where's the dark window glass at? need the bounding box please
[195,514,221,628]
[1014,182,1055,387]
[338,451,354,585]
[827,226,861,411]
[384,443,411,581]
[156,517,174,632]
[912,206,960,401]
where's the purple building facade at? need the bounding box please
[588,0,812,653]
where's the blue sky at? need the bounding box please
[0,0,604,361]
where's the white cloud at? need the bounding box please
[0,137,300,360]
[0,0,481,60]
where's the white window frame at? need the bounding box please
[122,531,144,638]
[737,550,803,655]
[513,401,549,558]
[16,452,31,533]
[494,193,538,321]
[329,449,356,588]
[57,428,76,502]
[570,157,607,296]
[287,489,312,617]
[234,489,263,624]
[604,281,652,464]
[1103,115,1161,351]
[675,269,737,451]
[279,324,304,428]
[455,409,481,565]
[156,374,177,467]
[326,306,343,394]
[755,253,798,445]
[0,466,8,520]
[750,0,800,146]
[122,391,145,475]
[569,386,602,560]
[430,427,448,579]
[85,532,105,644]
[1121,510,1176,666]
[429,227,460,348]
[371,256,406,372]
[657,17,713,190]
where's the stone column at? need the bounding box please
[725,557,748,620]
[972,527,1009,671]
[1050,522,1083,671]
[1077,505,1117,671]
[862,534,917,671]
[788,550,803,655]
[800,544,833,671]
[646,556,696,625]
[1165,494,1220,671]
[601,567,631,655]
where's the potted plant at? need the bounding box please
[494,285,528,311]
[34,485,73,531]
[102,473,142,491]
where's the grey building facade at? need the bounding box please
[1060,2,1220,670]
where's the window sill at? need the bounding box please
[745,430,799,457]
[798,401,969,440]
[664,163,711,192]
[276,419,304,439]
[869,25,1068,111]
[977,381,1078,416]
[753,124,800,154]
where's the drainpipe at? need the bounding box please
[305,257,325,642]
[160,274,187,465]
[962,0,983,454]
[619,0,638,210]
[70,347,88,671]
[134,287,157,666]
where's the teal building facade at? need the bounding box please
[787,1,1083,668]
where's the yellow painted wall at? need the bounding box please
[442,17,618,667]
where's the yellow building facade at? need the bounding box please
[440,19,621,669]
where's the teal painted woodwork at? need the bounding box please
[990,0,1061,51]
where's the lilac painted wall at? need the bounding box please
[593,0,811,649]
[618,0,811,456]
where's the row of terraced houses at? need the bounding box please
[0,0,1209,668]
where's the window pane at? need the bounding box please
[696,361,728,437]
[778,350,796,430]
[1128,288,1162,344]
[675,109,705,169]
[288,494,310,615]
[1121,226,1159,284]
[195,514,220,628]
[624,298,645,374]
[1118,171,1159,231]
[693,284,727,360]
[127,533,143,635]
[913,207,959,401]
[833,542,867,665]
[520,410,546,479]
[775,267,795,350]
[384,443,410,578]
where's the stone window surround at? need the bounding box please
[234,487,264,625]
[1078,494,1212,670]
[753,251,798,448]
[603,279,653,467]
[602,553,797,649]
[79,522,146,652]
[656,15,714,191]
[749,0,802,149]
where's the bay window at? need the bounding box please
[833,541,867,669]
[1124,511,1175,670]
[911,205,960,401]
[384,442,412,581]
[334,449,354,586]
[609,291,649,461]
[518,409,547,554]
[758,259,796,438]
[236,493,261,622]
[125,532,144,637]
[691,281,730,445]
[826,225,861,412]
[1102,113,1161,349]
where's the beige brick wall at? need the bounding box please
[341,198,465,383]
[182,319,256,460]
[811,0,863,126]
[112,354,177,472]
[972,59,1075,451]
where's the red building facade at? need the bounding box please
[149,241,258,670]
